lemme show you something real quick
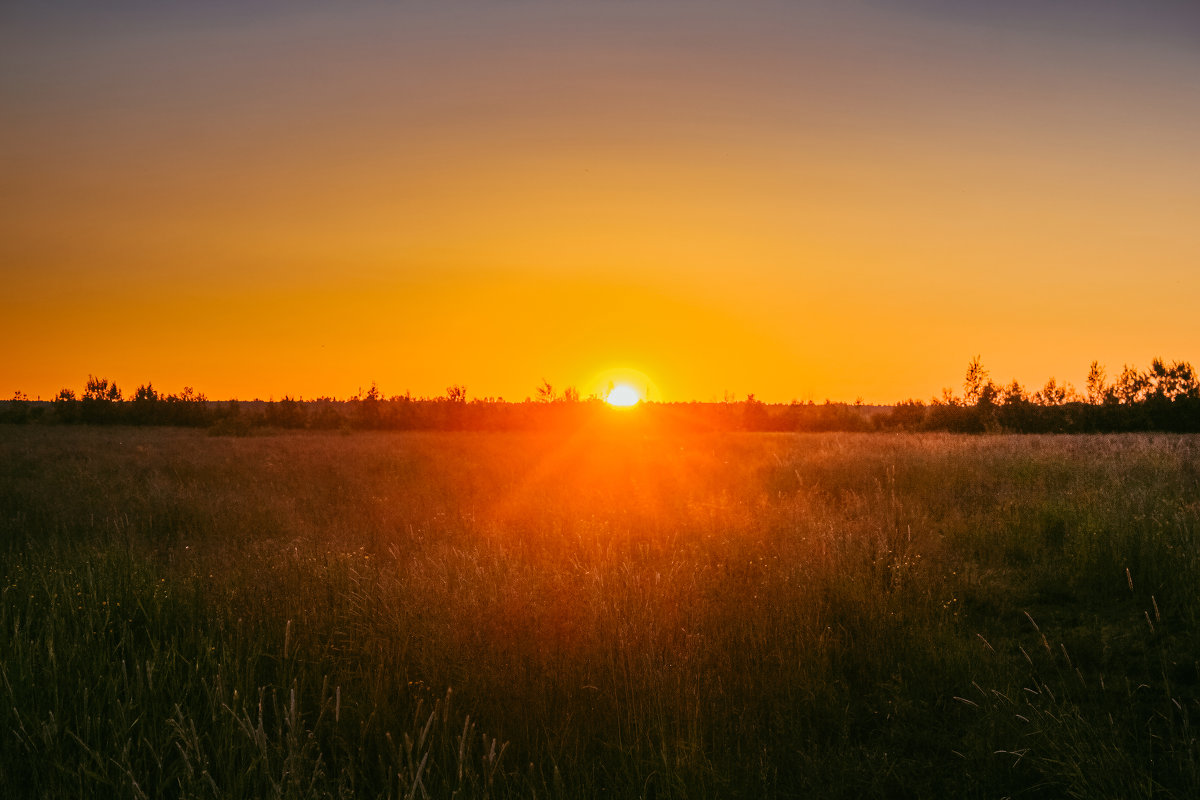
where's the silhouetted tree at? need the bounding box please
[265,396,306,428]
[963,356,993,406]
[49,389,79,424]
[309,398,345,430]
[1145,358,1198,401]
[1172,361,1199,399]
[81,375,121,423]
[1085,361,1107,405]
[878,399,926,430]
[993,380,1035,431]
[130,382,161,424]
[1113,365,1147,405]
[743,394,769,431]
[162,386,210,426]
[1,391,31,424]
[133,383,159,402]
[442,385,468,430]
[175,386,205,402]
[1138,359,1199,431]
[357,382,383,428]
[1035,377,1071,406]
[83,375,121,402]
[1001,380,1026,405]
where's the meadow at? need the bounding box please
[2,424,1198,798]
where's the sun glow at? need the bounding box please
[605,384,641,407]
[589,367,659,404]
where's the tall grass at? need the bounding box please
[2,427,1198,797]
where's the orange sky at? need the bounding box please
[3,1,1199,403]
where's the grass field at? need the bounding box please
[2,425,1199,798]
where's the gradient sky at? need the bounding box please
[4,1,1199,403]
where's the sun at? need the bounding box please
[605,384,641,407]
[588,366,660,405]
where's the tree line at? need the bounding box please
[880,356,1200,434]
[2,358,1197,433]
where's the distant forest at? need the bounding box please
[2,358,1198,434]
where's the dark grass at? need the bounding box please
[2,426,1198,798]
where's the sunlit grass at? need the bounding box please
[1,427,1198,797]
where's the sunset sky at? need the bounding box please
[4,1,1199,403]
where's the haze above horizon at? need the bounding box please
[4,1,1198,403]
